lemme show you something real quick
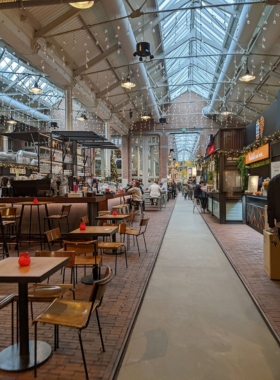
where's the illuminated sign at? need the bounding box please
[245,143,269,165]
[256,115,264,140]
[208,145,215,155]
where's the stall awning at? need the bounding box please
[54,131,105,141]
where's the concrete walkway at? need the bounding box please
[118,195,280,380]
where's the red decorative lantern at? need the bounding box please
[112,210,118,216]
[18,252,31,267]
[33,198,38,204]
[79,222,86,230]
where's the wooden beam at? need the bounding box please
[97,81,122,98]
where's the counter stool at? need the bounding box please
[193,198,201,213]
[44,205,71,233]
[112,205,127,214]
[81,215,89,225]
[131,201,144,217]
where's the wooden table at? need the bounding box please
[95,214,131,224]
[69,226,118,285]
[15,202,52,250]
[0,257,69,372]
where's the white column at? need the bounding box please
[65,86,73,131]
[104,122,111,178]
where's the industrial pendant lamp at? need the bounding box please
[121,66,136,90]
[121,77,136,90]
[29,81,43,94]
[76,113,88,122]
[141,112,151,121]
[220,105,232,116]
[70,1,94,9]
[7,115,17,125]
[239,60,255,82]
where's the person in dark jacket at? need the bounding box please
[194,181,207,211]
[267,174,280,234]
[171,181,177,199]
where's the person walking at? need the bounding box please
[171,181,177,199]
[194,181,207,212]
[187,181,193,200]
[183,183,188,200]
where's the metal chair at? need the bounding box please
[63,240,101,283]
[45,227,62,250]
[193,198,201,213]
[44,205,72,233]
[98,223,128,275]
[34,267,114,380]
[0,294,15,345]
[125,218,149,256]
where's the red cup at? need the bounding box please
[105,188,110,192]
[112,210,118,216]
[19,252,31,266]
[33,198,38,204]
[79,222,86,230]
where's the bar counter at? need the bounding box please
[0,196,106,234]
[206,192,243,224]
[246,195,267,233]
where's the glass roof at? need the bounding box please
[173,133,200,161]
[158,0,240,100]
[0,48,64,108]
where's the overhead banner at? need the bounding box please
[245,143,269,165]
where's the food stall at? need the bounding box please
[243,94,280,233]
[202,127,245,224]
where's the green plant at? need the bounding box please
[208,171,214,181]
[214,156,219,175]
[237,154,249,191]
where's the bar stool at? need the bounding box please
[131,201,144,217]
[112,205,128,214]
[44,205,71,233]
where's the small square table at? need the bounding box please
[0,257,69,372]
[69,226,118,285]
[95,214,131,225]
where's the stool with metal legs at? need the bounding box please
[44,205,71,234]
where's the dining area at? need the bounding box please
[0,200,158,380]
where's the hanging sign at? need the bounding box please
[256,115,264,140]
[208,145,215,155]
[245,143,269,165]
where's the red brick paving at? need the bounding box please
[0,200,175,380]
[201,211,280,342]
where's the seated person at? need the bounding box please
[127,180,142,210]
[194,181,207,211]
[149,180,162,205]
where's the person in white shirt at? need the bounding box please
[160,182,167,191]
[128,180,142,210]
[149,180,162,205]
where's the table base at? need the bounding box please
[81,274,95,285]
[0,341,52,372]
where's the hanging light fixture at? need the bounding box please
[220,105,232,116]
[239,60,255,82]
[70,1,94,9]
[7,115,17,125]
[121,77,136,90]
[76,113,88,122]
[29,81,43,94]
[141,112,151,121]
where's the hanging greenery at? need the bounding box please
[115,149,121,158]
[242,130,280,153]
[110,157,119,183]
[237,154,249,191]
[214,156,219,174]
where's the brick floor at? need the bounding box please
[201,211,280,342]
[0,200,175,380]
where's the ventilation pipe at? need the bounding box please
[0,95,51,122]
[204,2,264,115]
[100,0,160,120]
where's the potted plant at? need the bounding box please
[208,171,214,184]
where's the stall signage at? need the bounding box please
[256,115,264,140]
[10,168,26,174]
[208,145,215,154]
[245,143,269,165]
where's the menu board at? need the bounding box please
[271,161,280,179]
[248,176,259,193]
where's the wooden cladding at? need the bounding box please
[219,128,245,150]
